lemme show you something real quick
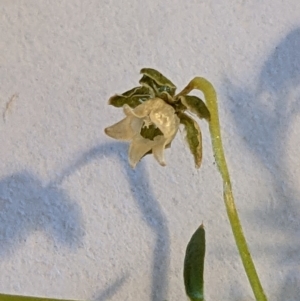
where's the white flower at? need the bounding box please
[105,98,180,168]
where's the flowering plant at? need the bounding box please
[105,68,268,301]
[0,69,268,301]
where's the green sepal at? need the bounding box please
[140,124,163,140]
[140,68,176,97]
[139,75,159,95]
[108,95,143,108]
[178,113,202,169]
[179,95,210,121]
[159,91,174,104]
[139,75,174,101]
[184,224,206,301]
[121,86,151,98]
[140,68,177,97]
[109,86,152,108]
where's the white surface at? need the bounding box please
[1,1,300,300]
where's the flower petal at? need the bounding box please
[128,136,156,168]
[152,136,168,166]
[106,95,180,168]
[131,98,164,118]
[122,105,145,133]
[105,116,140,141]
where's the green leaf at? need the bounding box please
[178,113,202,169]
[140,68,177,96]
[184,224,206,301]
[179,95,210,121]
[109,86,152,108]
[0,293,80,301]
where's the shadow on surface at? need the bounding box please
[93,274,129,301]
[55,142,170,301]
[0,170,84,257]
[224,28,300,299]
[1,140,170,300]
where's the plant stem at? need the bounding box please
[176,78,268,301]
[0,293,76,301]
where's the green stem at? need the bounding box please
[0,293,77,301]
[176,78,268,301]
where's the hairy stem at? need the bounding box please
[176,78,268,301]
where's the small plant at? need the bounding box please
[105,68,268,301]
[0,68,268,301]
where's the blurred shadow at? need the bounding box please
[278,269,300,300]
[1,141,170,300]
[224,28,300,298]
[93,274,128,301]
[54,142,170,301]
[0,170,84,257]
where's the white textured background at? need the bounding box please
[1,1,300,300]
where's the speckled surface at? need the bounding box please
[1,1,300,300]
